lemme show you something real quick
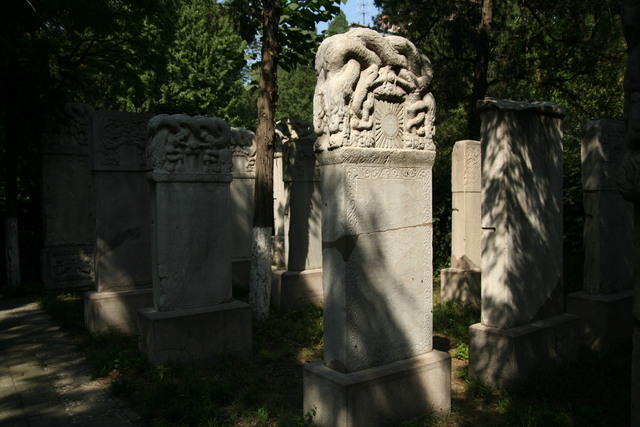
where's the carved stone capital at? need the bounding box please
[147,114,232,174]
[314,28,436,152]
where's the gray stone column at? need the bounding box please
[84,111,154,335]
[469,98,579,387]
[303,28,450,426]
[272,118,323,309]
[440,140,481,307]
[41,103,95,289]
[229,128,256,287]
[566,120,634,350]
[137,114,251,365]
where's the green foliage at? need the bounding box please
[326,9,349,36]
[277,63,316,122]
[432,300,480,345]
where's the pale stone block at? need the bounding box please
[41,103,95,289]
[271,268,323,309]
[581,120,634,294]
[84,289,152,335]
[440,267,481,308]
[140,114,251,364]
[451,140,481,269]
[566,290,634,350]
[478,98,566,329]
[303,351,451,427]
[90,111,154,292]
[469,314,579,387]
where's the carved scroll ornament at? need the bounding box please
[313,28,436,151]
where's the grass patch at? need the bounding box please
[433,300,480,345]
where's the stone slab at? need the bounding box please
[84,289,153,335]
[469,313,579,387]
[137,300,252,364]
[271,268,323,309]
[566,290,634,351]
[479,98,565,329]
[232,259,251,289]
[632,326,640,427]
[41,245,94,289]
[440,268,481,308]
[303,350,451,427]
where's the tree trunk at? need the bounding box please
[468,0,493,139]
[249,0,281,320]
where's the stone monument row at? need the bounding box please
[440,139,481,307]
[469,98,579,386]
[566,120,634,350]
[41,103,95,289]
[84,111,155,334]
[303,28,450,426]
[272,118,323,309]
[619,1,640,424]
[137,114,252,364]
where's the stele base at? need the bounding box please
[566,290,634,351]
[137,300,252,365]
[84,288,152,335]
[303,350,451,427]
[440,268,481,308]
[469,313,579,387]
[271,268,323,309]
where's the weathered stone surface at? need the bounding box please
[229,127,256,286]
[478,98,566,329]
[469,314,579,387]
[41,103,95,289]
[451,140,481,269]
[581,120,634,294]
[137,301,252,364]
[271,268,323,309]
[440,268,481,308]
[303,351,451,427]
[91,111,154,292]
[305,29,447,425]
[84,289,153,335]
[566,290,634,350]
[140,114,251,364]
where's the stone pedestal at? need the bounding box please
[272,119,323,309]
[566,120,635,350]
[441,140,482,307]
[230,128,256,288]
[469,99,576,386]
[84,111,154,334]
[138,114,251,364]
[303,351,451,427]
[304,28,449,426]
[41,103,95,289]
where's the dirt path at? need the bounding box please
[0,298,140,427]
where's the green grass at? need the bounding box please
[37,291,631,427]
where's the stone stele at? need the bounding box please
[272,118,323,309]
[229,127,256,287]
[41,103,95,289]
[137,114,251,364]
[469,98,579,387]
[566,120,634,350]
[303,28,450,426]
[84,110,155,335]
[440,140,481,308]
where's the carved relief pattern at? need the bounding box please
[314,28,436,152]
[464,144,481,190]
[99,115,150,167]
[230,127,257,172]
[46,246,95,283]
[42,103,93,148]
[147,114,232,174]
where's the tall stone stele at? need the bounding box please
[469,98,579,386]
[272,118,323,309]
[440,140,481,307]
[137,114,252,364]
[303,28,451,426]
[566,120,634,350]
[84,111,155,335]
